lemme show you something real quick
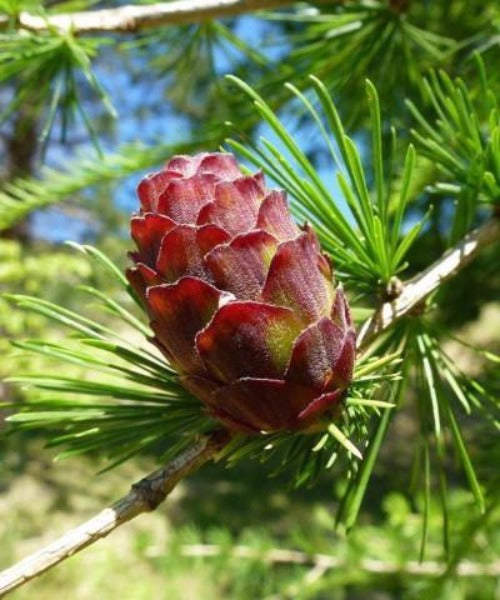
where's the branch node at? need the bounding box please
[131,429,231,511]
[131,475,169,511]
[382,276,404,302]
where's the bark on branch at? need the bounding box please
[0,431,229,597]
[0,0,332,34]
[356,218,500,350]
[0,218,498,596]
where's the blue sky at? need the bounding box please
[32,14,359,242]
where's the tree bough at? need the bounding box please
[1,217,497,596]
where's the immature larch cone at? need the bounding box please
[127,153,356,433]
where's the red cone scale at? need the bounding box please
[128,153,356,433]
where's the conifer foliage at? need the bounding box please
[0,0,498,597]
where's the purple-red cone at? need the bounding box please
[127,153,356,433]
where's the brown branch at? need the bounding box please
[0,0,333,34]
[0,431,229,597]
[0,218,498,596]
[177,543,500,577]
[356,218,500,350]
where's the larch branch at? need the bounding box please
[0,0,332,34]
[0,431,229,597]
[0,218,498,596]
[356,218,500,350]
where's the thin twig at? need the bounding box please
[0,0,332,34]
[0,431,229,597]
[0,218,498,595]
[177,543,500,577]
[356,218,500,350]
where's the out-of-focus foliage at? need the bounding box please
[0,29,115,150]
[0,240,91,366]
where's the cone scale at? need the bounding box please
[128,153,355,433]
